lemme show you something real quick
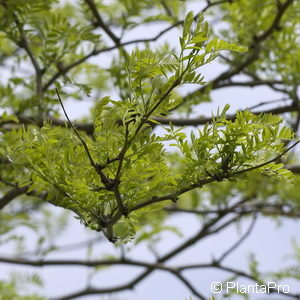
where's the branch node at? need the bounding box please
[171,196,179,203]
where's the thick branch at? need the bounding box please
[11,11,44,113]
[0,186,29,210]
[2,97,296,135]
[254,0,295,43]
[166,203,300,218]
[0,257,171,271]
[51,202,241,300]
[83,0,120,45]
[153,103,298,126]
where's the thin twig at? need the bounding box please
[42,0,234,92]
[248,97,290,110]
[55,88,115,195]
[236,141,300,175]
[55,88,97,170]
[182,0,295,106]
[217,213,257,263]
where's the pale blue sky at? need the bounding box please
[0,1,299,299]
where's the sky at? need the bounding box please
[0,1,299,300]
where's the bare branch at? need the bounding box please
[55,89,97,169]
[171,271,206,300]
[217,213,257,263]
[0,256,170,270]
[166,203,300,218]
[2,100,298,135]
[180,263,300,299]
[51,203,240,300]
[19,236,102,256]
[83,0,120,45]
[153,103,298,126]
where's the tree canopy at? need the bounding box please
[0,0,300,299]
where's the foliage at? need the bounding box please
[0,273,45,300]
[0,0,300,299]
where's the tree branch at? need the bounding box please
[180,263,300,299]
[55,89,114,191]
[153,103,298,126]
[254,0,295,43]
[83,0,120,45]
[0,256,171,270]
[181,0,295,106]
[42,0,235,92]
[0,186,29,210]
[11,10,44,114]
[217,213,257,263]
[131,141,299,211]
[47,202,241,300]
